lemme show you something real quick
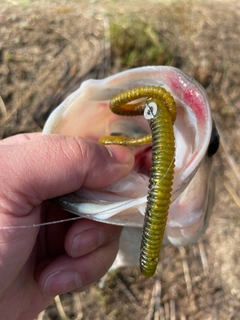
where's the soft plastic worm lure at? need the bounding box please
[99,86,176,277]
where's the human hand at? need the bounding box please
[0,133,134,320]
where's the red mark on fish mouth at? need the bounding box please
[167,71,206,124]
[182,88,205,123]
[133,145,152,176]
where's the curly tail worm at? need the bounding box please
[99,86,176,277]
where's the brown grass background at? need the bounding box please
[1,1,240,319]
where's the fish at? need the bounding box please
[43,66,219,272]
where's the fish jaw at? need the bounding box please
[43,66,215,248]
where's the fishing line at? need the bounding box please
[0,216,82,230]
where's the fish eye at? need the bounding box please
[207,125,220,157]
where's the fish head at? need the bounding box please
[43,66,219,253]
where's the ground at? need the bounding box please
[1,0,240,319]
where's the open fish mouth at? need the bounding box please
[43,66,219,249]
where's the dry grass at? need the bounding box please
[1,0,240,319]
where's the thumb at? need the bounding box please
[0,134,134,216]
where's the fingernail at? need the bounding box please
[44,271,81,296]
[71,229,104,257]
[107,145,134,164]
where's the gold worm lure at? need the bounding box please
[99,86,176,277]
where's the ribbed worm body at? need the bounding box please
[140,100,175,277]
[99,86,176,277]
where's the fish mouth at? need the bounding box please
[43,66,215,246]
[130,145,152,176]
[52,104,200,225]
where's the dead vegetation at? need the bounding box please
[1,0,240,319]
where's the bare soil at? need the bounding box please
[1,1,240,319]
